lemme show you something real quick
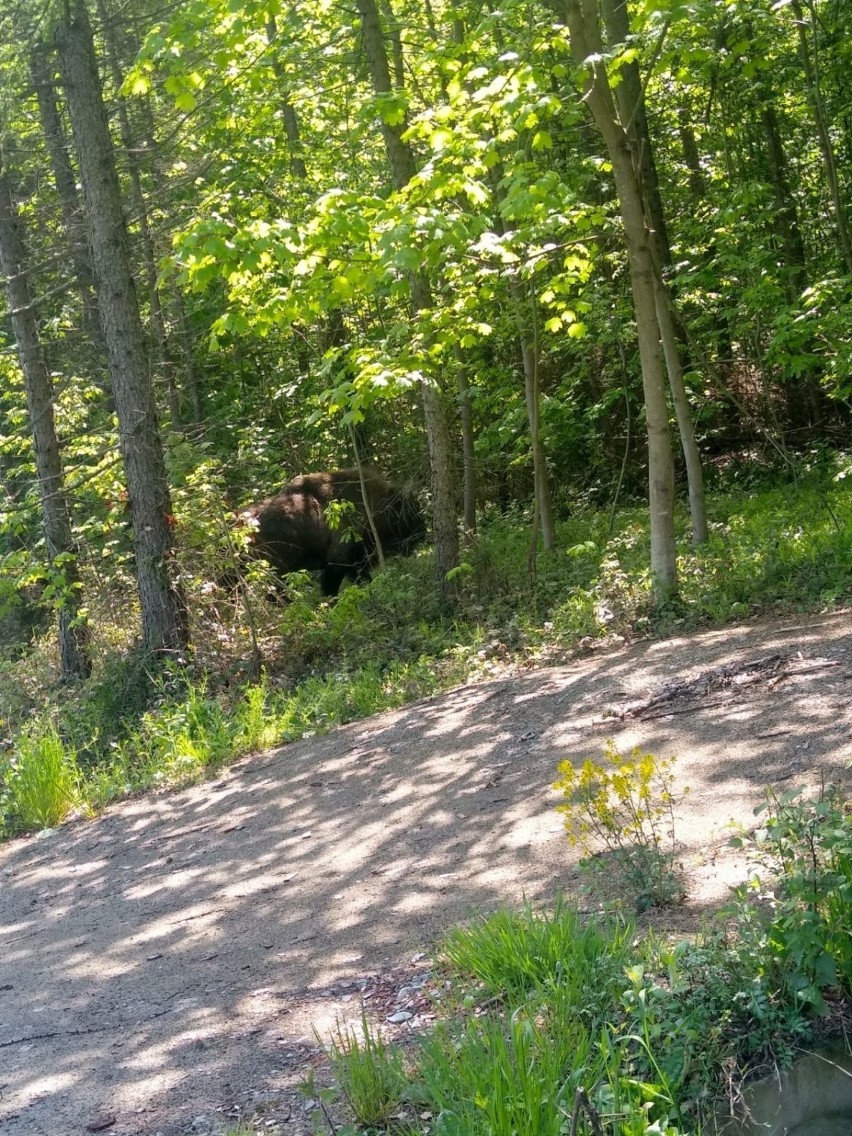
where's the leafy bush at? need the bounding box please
[730,784,852,1012]
[554,744,684,909]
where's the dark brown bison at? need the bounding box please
[236,467,426,596]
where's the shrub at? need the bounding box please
[730,783,852,1012]
[554,743,684,909]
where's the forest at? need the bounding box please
[1,0,852,819]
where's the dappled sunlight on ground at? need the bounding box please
[2,610,852,1133]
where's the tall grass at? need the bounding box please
[440,900,633,1005]
[322,1009,409,1128]
[419,1001,598,1136]
[3,724,79,831]
[321,888,839,1135]
[323,904,692,1135]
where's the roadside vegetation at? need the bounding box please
[309,780,852,1136]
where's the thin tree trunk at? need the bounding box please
[761,99,808,300]
[264,15,318,384]
[135,96,205,424]
[514,287,555,551]
[454,345,477,538]
[564,0,677,604]
[674,106,732,361]
[600,0,671,265]
[381,0,405,89]
[354,0,459,594]
[653,278,707,544]
[600,0,707,546]
[790,0,852,274]
[677,107,705,204]
[56,0,188,656]
[489,161,556,551]
[409,273,460,589]
[29,43,107,368]
[0,165,91,679]
[265,17,309,179]
[93,0,181,424]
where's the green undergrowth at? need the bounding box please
[316,881,851,1136]
[3,467,852,834]
[0,652,466,832]
[311,779,852,1135]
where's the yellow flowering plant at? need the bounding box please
[554,742,684,909]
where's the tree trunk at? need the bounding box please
[380,0,406,89]
[599,0,706,546]
[790,0,852,275]
[0,166,91,679]
[761,98,808,300]
[653,279,708,544]
[409,272,460,589]
[564,0,677,604]
[356,0,417,186]
[600,0,671,265]
[677,107,705,204]
[135,96,205,424]
[514,290,555,551]
[56,0,188,656]
[354,0,459,593]
[93,0,181,425]
[673,105,732,361]
[489,161,556,552]
[265,17,309,179]
[454,346,477,538]
[29,43,107,368]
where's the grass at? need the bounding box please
[321,1009,410,1128]
[318,886,846,1136]
[418,1000,599,1136]
[440,899,634,1004]
[1,724,79,832]
[3,464,852,832]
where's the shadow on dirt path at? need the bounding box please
[2,612,851,1134]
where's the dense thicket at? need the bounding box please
[1,0,850,670]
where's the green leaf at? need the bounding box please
[124,72,151,96]
[331,275,353,300]
[175,91,197,112]
[430,128,454,151]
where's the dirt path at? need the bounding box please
[2,611,852,1135]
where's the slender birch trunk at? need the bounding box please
[564,0,677,603]
[600,0,707,546]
